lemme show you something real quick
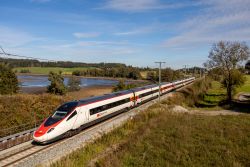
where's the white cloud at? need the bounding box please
[163,0,250,49]
[99,0,189,12]
[114,26,153,36]
[73,32,101,38]
[0,26,40,47]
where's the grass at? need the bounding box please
[237,75,250,93]
[200,80,226,107]
[51,103,250,167]
[14,67,95,75]
[197,75,250,108]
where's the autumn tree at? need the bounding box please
[204,41,250,101]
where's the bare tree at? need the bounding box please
[204,41,250,101]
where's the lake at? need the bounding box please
[18,75,119,87]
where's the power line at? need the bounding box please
[0,46,57,62]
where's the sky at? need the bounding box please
[0,0,250,69]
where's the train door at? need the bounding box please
[64,110,78,130]
[73,107,89,129]
[131,91,136,107]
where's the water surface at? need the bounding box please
[18,75,119,87]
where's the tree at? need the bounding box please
[246,60,250,74]
[204,41,250,101]
[0,63,19,94]
[162,68,174,82]
[67,76,81,92]
[146,71,157,81]
[113,80,126,92]
[113,80,136,92]
[47,71,67,95]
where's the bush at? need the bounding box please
[113,80,137,92]
[164,78,212,107]
[47,71,67,95]
[0,63,19,94]
[20,69,30,73]
[67,76,81,92]
[72,70,81,76]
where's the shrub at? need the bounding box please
[20,69,30,73]
[47,71,67,95]
[67,76,81,92]
[72,70,81,76]
[113,80,137,92]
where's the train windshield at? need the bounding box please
[44,101,78,127]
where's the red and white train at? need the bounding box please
[33,77,195,143]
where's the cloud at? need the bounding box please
[98,0,188,12]
[73,32,101,38]
[30,0,51,3]
[113,26,154,36]
[163,0,250,49]
[0,26,40,47]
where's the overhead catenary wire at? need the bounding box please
[0,46,57,62]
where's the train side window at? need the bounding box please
[67,110,77,121]
[102,104,108,110]
[90,108,96,115]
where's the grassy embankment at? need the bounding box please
[0,87,112,137]
[51,102,250,167]
[14,67,95,75]
[237,75,250,93]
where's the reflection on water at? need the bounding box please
[18,75,119,87]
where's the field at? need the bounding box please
[237,75,250,93]
[51,103,250,167]
[14,67,95,75]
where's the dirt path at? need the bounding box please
[171,105,243,116]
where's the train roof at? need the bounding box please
[131,84,158,92]
[79,89,133,105]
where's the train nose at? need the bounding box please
[33,129,48,143]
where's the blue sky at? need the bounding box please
[0,0,250,68]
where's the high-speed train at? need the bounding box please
[33,77,195,143]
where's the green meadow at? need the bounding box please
[14,67,95,75]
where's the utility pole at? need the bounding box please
[155,61,165,103]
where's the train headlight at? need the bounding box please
[47,128,55,133]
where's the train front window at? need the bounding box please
[56,101,78,112]
[44,101,78,127]
[52,111,68,119]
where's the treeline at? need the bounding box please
[146,68,184,82]
[0,58,126,68]
[72,66,142,80]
